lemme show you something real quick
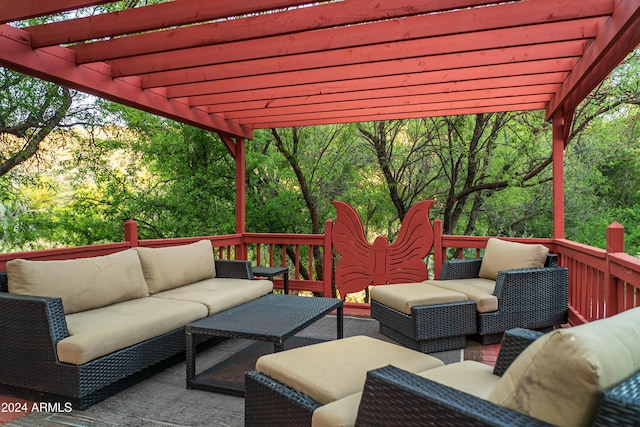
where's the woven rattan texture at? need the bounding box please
[0,272,7,292]
[379,323,467,353]
[354,365,553,426]
[245,370,320,427]
[492,328,543,376]
[187,294,341,341]
[371,299,476,352]
[593,371,640,427]
[215,259,254,279]
[244,326,640,427]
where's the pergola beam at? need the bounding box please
[248,104,546,129]
[243,96,549,126]
[138,27,593,90]
[98,3,607,76]
[0,0,111,24]
[0,0,636,135]
[0,25,252,140]
[223,87,556,120]
[204,75,565,112]
[547,0,640,119]
[191,59,576,107]
[27,0,314,47]
[166,46,582,100]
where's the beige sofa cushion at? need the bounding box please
[426,278,498,313]
[151,277,273,315]
[256,336,444,405]
[489,307,640,427]
[136,240,215,294]
[479,238,549,280]
[58,297,208,364]
[6,249,149,314]
[371,282,468,315]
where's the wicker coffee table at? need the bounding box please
[186,294,343,396]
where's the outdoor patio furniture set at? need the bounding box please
[0,240,274,409]
[245,306,640,427]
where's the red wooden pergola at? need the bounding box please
[1,0,639,240]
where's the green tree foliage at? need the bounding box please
[63,102,238,240]
[0,69,74,177]
[355,113,554,239]
[247,125,363,279]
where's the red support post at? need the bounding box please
[323,219,334,298]
[607,221,625,253]
[605,221,625,316]
[123,219,139,247]
[433,218,443,279]
[552,111,567,239]
[234,136,248,260]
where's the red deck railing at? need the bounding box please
[1,220,638,324]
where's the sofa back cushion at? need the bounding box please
[136,240,215,294]
[478,238,549,280]
[6,249,149,314]
[488,307,640,427]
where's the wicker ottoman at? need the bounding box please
[371,283,477,353]
[245,335,444,427]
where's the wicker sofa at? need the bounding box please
[0,240,273,409]
[246,307,640,427]
[372,238,569,346]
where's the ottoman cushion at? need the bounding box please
[255,335,444,405]
[371,282,468,315]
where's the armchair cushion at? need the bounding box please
[479,238,549,280]
[6,249,149,314]
[426,278,498,313]
[489,307,640,427]
[416,360,500,399]
[136,240,215,294]
[313,361,500,427]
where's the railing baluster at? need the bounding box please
[294,244,300,279]
[308,245,313,281]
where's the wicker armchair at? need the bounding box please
[439,254,568,344]
[355,362,640,427]
[356,308,640,427]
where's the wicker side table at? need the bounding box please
[252,265,289,293]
